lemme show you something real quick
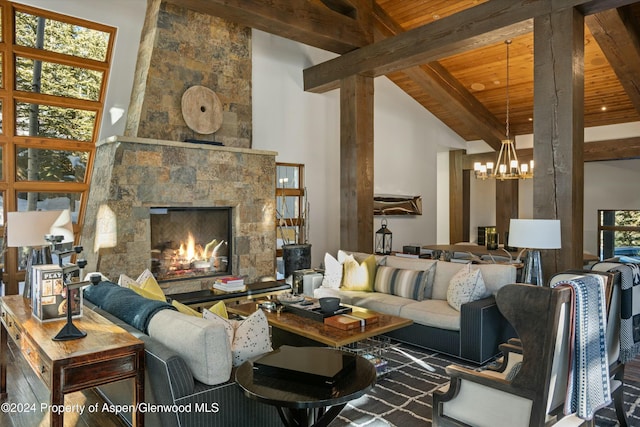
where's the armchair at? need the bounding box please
[432,284,588,427]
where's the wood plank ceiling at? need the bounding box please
[377,0,640,143]
[169,0,640,150]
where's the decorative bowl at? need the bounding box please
[319,297,341,313]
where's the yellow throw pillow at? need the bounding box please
[138,276,165,300]
[171,300,201,317]
[208,301,228,319]
[130,283,166,301]
[341,254,377,291]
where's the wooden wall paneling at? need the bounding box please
[340,74,374,253]
[533,8,585,280]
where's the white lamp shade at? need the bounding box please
[7,209,74,247]
[508,219,562,249]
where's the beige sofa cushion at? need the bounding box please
[400,299,461,331]
[148,309,232,385]
[350,292,414,316]
[431,262,517,300]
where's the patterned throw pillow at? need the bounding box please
[374,265,432,301]
[203,309,272,366]
[341,254,377,291]
[119,269,166,301]
[321,252,344,289]
[446,263,488,311]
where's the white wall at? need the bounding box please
[20,0,147,140]
[252,29,465,266]
[463,126,640,256]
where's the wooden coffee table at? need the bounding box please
[227,300,412,348]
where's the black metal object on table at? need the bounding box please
[236,346,376,427]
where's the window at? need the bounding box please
[275,163,306,256]
[597,210,640,262]
[0,2,115,294]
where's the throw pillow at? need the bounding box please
[171,300,201,317]
[130,283,166,302]
[321,252,343,289]
[341,254,377,291]
[446,264,487,311]
[374,265,432,301]
[208,301,229,319]
[203,309,272,366]
[118,269,166,301]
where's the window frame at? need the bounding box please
[275,162,305,257]
[0,1,116,294]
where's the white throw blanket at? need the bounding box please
[552,276,611,420]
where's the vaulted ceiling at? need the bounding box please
[169,0,640,150]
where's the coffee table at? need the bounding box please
[227,300,412,348]
[236,346,376,427]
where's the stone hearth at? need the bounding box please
[81,136,276,293]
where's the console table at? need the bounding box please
[0,295,145,427]
[169,280,291,309]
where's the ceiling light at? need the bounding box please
[474,40,533,181]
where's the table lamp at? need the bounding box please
[7,210,74,298]
[508,219,561,286]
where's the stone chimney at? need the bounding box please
[124,0,252,147]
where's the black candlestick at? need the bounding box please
[53,280,88,341]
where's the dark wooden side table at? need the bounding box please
[0,295,145,427]
[236,346,376,427]
[169,280,291,309]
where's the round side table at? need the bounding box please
[236,346,377,427]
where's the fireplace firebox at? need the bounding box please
[150,207,232,282]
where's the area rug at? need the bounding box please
[329,342,640,427]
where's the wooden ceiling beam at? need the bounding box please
[373,4,504,150]
[586,6,640,114]
[304,0,639,93]
[164,0,373,54]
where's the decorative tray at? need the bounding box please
[286,301,352,322]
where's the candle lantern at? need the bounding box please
[375,219,393,255]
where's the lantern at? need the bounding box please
[375,219,393,255]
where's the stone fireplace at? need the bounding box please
[149,206,232,282]
[81,136,277,294]
[78,2,276,293]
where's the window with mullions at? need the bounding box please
[0,1,115,295]
[276,163,306,255]
[598,210,640,263]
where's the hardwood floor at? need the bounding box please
[2,336,640,426]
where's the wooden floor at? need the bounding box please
[2,337,640,426]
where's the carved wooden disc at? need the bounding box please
[181,85,223,134]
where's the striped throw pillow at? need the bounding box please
[374,266,430,301]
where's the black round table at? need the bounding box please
[236,346,377,427]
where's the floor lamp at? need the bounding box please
[508,219,561,286]
[6,210,74,298]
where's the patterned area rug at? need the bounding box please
[329,342,640,427]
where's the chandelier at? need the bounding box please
[474,40,533,180]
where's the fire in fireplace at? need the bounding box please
[149,207,232,282]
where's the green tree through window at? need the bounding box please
[0,1,116,294]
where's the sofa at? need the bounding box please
[314,251,518,364]
[82,282,281,427]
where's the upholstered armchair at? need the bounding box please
[432,283,590,427]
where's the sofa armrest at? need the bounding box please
[460,296,515,364]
